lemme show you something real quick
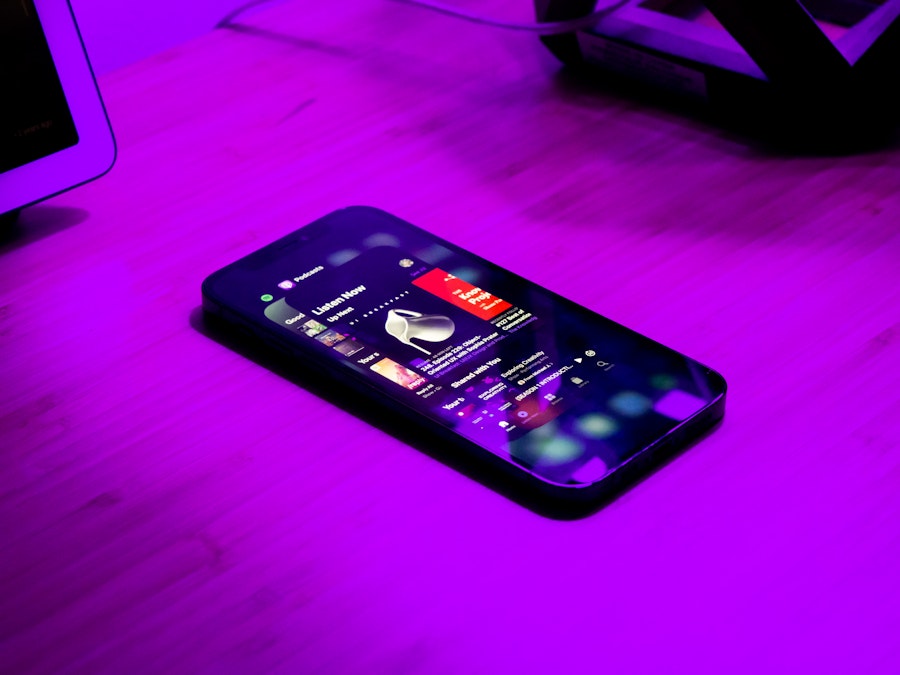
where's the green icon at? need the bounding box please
[260,293,274,302]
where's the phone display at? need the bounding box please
[202,207,726,508]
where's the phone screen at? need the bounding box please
[204,208,725,490]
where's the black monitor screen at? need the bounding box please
[0,0,78,174]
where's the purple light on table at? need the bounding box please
[4,1,900,673]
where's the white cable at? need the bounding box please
[389,0,625,34]
[218,0,623,35]
[218,0,283,27]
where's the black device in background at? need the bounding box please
[535,0,900,149]
[202,207,726,516]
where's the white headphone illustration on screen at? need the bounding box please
[385,309,455,355]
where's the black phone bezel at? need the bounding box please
[201,206,727,516]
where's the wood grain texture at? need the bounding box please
[2,1,900,672]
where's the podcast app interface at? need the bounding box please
[257,238,717,485]
[262,245,579,452]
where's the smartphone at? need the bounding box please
[202,206,726,514]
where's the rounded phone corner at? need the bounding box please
[338,204,391,217]
[335,205,411,228]
[199,270,223,305]
[709,367,728,400]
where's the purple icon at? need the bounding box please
[278,280,295,290]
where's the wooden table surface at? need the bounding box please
[3,1,900,672]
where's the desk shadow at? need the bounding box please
[0,205,90,252]
[190,306,712,520]
[221,11,899,157]
[547,67,900,157]
[220,22,356,60]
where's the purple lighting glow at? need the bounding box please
[2,0,900,673]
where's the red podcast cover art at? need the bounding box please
[412,269,512,319]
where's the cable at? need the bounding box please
[218,0,625,35]
[218,0,283,28]
[388,0,625,34]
